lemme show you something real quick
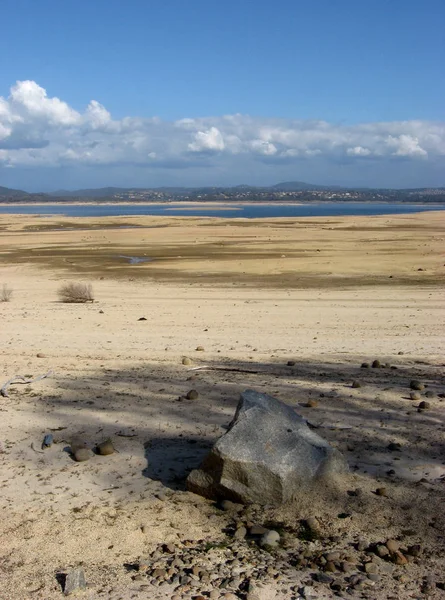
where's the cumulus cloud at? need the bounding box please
[188,126,225,152]
[0,80,444,172]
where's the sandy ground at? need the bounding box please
[0,211,444,599]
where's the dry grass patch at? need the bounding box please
[57,282,94,303]
[0,283,13,302]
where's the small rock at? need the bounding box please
[196,346,205,351]
[73,448,93,462]
[42,434,53,449]
[306,399,318,408]
[393,551,408,565]
[220,499,244,512]
[182,357,192,365]
[138,317,147,321]
[260,530,280,547]
[63,568,86,596]
[99,309,104,314]
[386,539,399,553]
[352,380,361,388]
[325,561,336,572]
[418,401,431,410]
[375,544,389,558]
[234,526,247,540]
[325,551,340,562]
[367,573,380,582]
[306,517,320,533]
[152,567,167,579]
[186,389,199,400]
[371,360,381,368]
[341,561,355,573]
[424,390,435,398]
[249,525,269,536]
[97,439,115,456]
[287,360,296,366]
[406,544,421,557]
[330,578,345,591]
[301,585,319,598]
[364,562,378,574]
[361,362,370,369]
[349,574,365,588]
[388,442,401,452]
[36,353,47,358]
[315,572,334,584]
[410,391,421,401]
[70,438,88,453]
[375,487,387,497]
[410,380,424,391]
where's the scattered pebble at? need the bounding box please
[196,346,205,351]
[259,530,280,547]
[386,539,399,553]
[73,448,93,462]
[388,442,402,452]
[182,357,192,365]
[410,380,424,391]
[186,389,199,400]
[418,400,431,410]
[97,439,115,455]
[63,568,86,596]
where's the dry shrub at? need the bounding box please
[58,282,94,303]
[0,284,13,302]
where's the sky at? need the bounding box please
[0,0,444,191]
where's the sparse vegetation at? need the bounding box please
[0,284,13,302]
[57,282,94,303]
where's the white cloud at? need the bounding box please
[9,80,80,126]
[0,80,444,172]
[249,140,278,155]
[386,134,428,157]
[188,127,225,152]
[347,146,372,156]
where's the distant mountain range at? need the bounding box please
[0,181,444,204]
[0,185,30,197]
[47,181,343,197]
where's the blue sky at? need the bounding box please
[0,0,444,190]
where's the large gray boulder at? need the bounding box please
[187,389,348,505]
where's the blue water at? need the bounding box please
[0,202,443,218]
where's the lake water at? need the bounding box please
[0,202,443,218]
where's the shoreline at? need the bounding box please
[0,199,444,207]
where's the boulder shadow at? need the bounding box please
[142,435,213,491]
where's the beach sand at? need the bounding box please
[0,210,444,599]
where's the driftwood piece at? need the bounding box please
[1,370,53,398]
